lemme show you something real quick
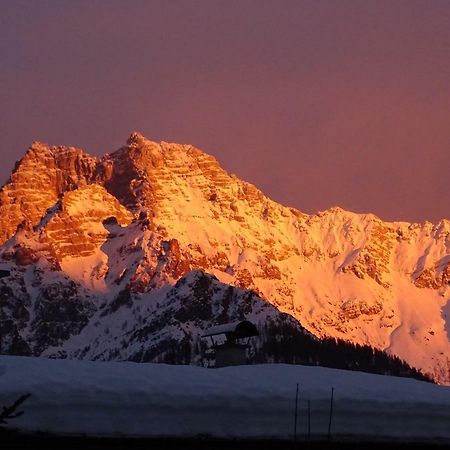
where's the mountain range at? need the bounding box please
[0,132,448,383]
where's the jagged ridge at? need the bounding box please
[0,132,448,382]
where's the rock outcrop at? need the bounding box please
[0,142,97,244]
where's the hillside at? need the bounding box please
[0,132,448,382]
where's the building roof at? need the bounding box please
[0,269,10,278]
[201,320,258,339]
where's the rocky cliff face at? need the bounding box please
[0,133,449,383]
[0,142,97,244]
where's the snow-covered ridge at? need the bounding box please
[0,132,449,383]
[1,356,449,441]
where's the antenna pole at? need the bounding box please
[307,399,311,441]
[294,383,299,440]
[327,387,334,441]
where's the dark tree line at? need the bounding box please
[249,322,433,382]
[150,322,433,383]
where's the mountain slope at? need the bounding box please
[0,132,448,382]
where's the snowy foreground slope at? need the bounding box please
[1,356,450,442]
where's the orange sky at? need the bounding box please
[1,0,449,223]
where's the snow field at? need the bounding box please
[1,356,450,441]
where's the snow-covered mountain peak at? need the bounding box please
[127,130,146,146]
[1,133,449,383]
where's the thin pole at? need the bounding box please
[294,383,299,440]
[307,399,311,441]
[327,387,334,441]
